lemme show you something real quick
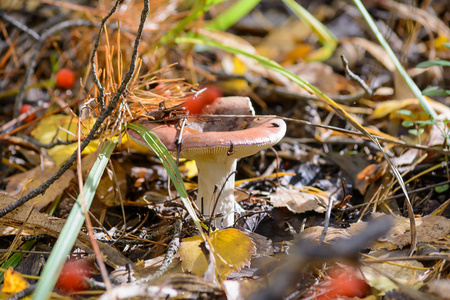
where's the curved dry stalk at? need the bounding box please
[0,0,149,218]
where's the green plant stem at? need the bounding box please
[32,140,117,300]
[352,0,437,119]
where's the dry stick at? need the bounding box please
[9,19,95,119]
[0,0,150,218]
[0,10,40,40]
[341,54,373,96]
[134,219,183,284]
[8,284,36,300]
[90,0,122,110]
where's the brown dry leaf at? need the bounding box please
[355,162,388,195]
[361,257,426,293]
[0,192,129,268]
[270,187,329,214]
[5,165,74,211]
[179,228,256,278]
[95,160,127,207]
[341,37,395,71]
[386,215,450,248]
[427,280,450,299]
[300,213,450,251]
[299,226,351,243]
[1,268,28,294]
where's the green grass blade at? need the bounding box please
[127,123,203,233]
[160,0,226,44]
[32,140,117,300]
[352,0,437,120]
[0,241,35,283]
[416,60,450,68]
[283,0,338,61]
[176,34,417,254]
[205,0,261,31]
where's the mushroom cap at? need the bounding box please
[129,97,286,161]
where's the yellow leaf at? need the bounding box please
[372,98,450,119]
[2,268,28,294]
[179,228,256,277]
[31,115,95,144]
[184,160,198,179]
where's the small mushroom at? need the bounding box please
[129,97,286,228]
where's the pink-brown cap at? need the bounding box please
[128,97,286,161]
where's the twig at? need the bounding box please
[12,19,95,119]
[90,0,122,110]
[340,55,373,96]
[0,0,150,218]
[7,284,36,300]
[134,219,183,284]
[0,11,40,40]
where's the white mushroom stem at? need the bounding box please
[195,158,242,229]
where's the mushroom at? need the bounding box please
[129,97,286,228]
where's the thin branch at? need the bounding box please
[12,20,95,119]
[0,11,40,40]
[90,0,122,110]
[0,0,150,218]
[341,54,373,96]
[134,219,183,284]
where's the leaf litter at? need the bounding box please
[0,0,449,299]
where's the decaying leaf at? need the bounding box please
[0,192,129,268]
[361,250,426,293]
[179,228,256,277]
[270,186,329,214]
[427,280,450,299]
[5,165,74,211]
[1,268,28,294]
[355,162,387,195]
[300,213,450,251]
[372,98,450,120]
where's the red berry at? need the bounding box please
[19,104,35,122]
[56,68,75,89]
[56,259,93,293]
[184,84,222,115]
[197,84,222,105]
[317,269,369,300]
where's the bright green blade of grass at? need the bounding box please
[352,0,437,120]
[283,0,338,61]
[416,60,450,68]
[176,34,417,255]
[127,123,203,233]
[0,241,35,283]
[32,140,117,300]
[160,0,227,44]
[205,0,261,31]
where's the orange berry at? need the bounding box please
[184,84,222,115]
[56,259,93,293]
[19,104,35,122]
[56,68,75,89]
[317,269,369,300]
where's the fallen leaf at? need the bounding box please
[0,192,129,268]
[179,228,256,277]
[427,280,450,299]
[372,98,450,120]
[299,213,450,251]
[355,162,388,194]
[270,186,329,214]
[361,250,426,293]
[1,268,28,294]
[6,165,74,211]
